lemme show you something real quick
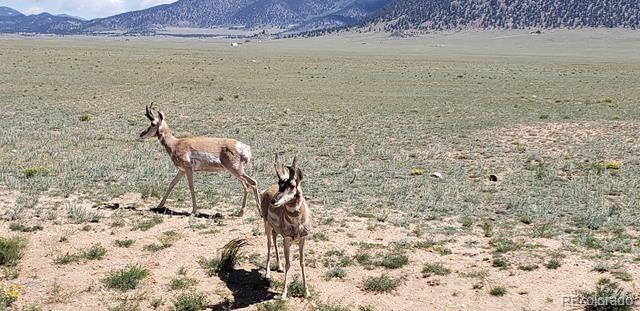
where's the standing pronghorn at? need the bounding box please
[138,105,260,216]
[261,154,311,299]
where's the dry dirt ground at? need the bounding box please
[4,189,633,311]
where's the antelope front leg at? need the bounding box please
[265,221,272,278]
[299,239,310,298]
[272,230,282,272]
[281,237,291,300]
[156,171,184,209]
[185,167,198,215]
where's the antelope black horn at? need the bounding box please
[145,104,155,120]
[274,152,283,180]
[291,155,298,170]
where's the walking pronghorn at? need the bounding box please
[261,154,311,299]
[138,104,260,216]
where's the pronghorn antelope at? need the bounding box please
[261,154,311,299]
[138,104,260,216]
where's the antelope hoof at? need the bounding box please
[236,210,244,217]
[304,290,310,298]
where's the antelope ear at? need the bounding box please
[295,168,303,182]
[158,111,165,121]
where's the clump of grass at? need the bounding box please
[492,254,508,269]
[517,264,539,271]
[79,114,92,121]
[363,275,400,293]
[481,221,494,237]
[322,249,353,268]
[54,253,79,265]
[169,277,198,290]
[315,302,351,311]
[605,161,621,170]
[433,245,452,255]
[489,237,520,253]
[172,291,207,311]
[324,267,346,280]
[198,238,246,278]
[377,252,408,269]
[67,204,102,223]
[9,223,43,232]
[114,239,134,248]
[54,244,107,264]
[83,244,107,260]
[414,240,437,249]
[409,168,424,176]
[355,253,373,267]
[611,271,633,282]
[0,236,27,267]
[0,283,20,309]
[489,286,507,296]
[578,278,635,311]
[545,259,561,269]
[257,299,287,311]
[103,265,149,291]
[422,262,451,277]
[144,230,180,252]
[313,232,329,241]
[23,167,49,178]
[287,275,308,298]
[134,215,163,231]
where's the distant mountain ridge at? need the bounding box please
[358,0,640,32]
[0,0,638,35]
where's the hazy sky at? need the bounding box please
[0,0,176,19]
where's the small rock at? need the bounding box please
[488,174,498,182]
[430,172,443,179]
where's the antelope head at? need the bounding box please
[139,104,167,140]
[271,154,303,208]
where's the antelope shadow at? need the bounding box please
[208,268,276,310]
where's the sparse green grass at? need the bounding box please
[135,215,163,231]
[545,259,561,269]
[1,34,640,309]
[489,286,507,296]
[363,275,400,293]
[287,276,309,298]
[114,239,135,248]
[8,223,43,232]
[103,265,150,291]
[54,243,107,264]
[172,291,207,311]
[169,277,198,290]
[315,302,351,311]
[517,264,539,271]
[324,267,347,280]
[0,236,27,267]
[257,299,287,311]
[579,278,634,311]
[67,204,103,223]
[422,262,451,277]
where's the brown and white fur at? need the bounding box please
[261,154,311,299]
[139,105,260,216]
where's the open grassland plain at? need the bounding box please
[0,30,640,310]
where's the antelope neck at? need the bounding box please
[158,129,177,155]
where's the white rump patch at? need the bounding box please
[190,151,222,168]
[236,141,251,163]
